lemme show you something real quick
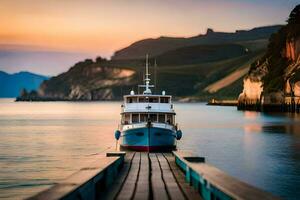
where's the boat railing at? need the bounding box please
[120,122,175,131]
[123,102,174,113]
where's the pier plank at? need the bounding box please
[100,152,135,200]
[134,152,150,199]
[163,153,202,200]
[157,153,185,200]
[149,153,169,200]
[116,152,141,200]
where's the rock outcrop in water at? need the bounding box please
[238,4,300,111]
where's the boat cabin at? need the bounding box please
[125,95,171,104]
[121,112,175,125]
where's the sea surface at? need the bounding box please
[0,99,300,199]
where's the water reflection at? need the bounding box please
[244,123,262,133]
[176,104,300,200]
[0,100,118,199]
[243,111,260,119]
[1,101,300,199]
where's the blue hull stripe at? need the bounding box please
[121,127,176,148]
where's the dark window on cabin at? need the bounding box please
[123,114,130,124]
[160,97,169,103]
[149,97,159,103]
[121,115,124,124]
[158,114,165,123]
[127,98,132,103]
[140,114,148,122]
[166,114,173,124]
[127,97,137,103]
[138,97,146,102]
[150,114,157,122]
[132,114,139,123]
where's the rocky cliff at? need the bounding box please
[35,58,135,100]
[238,4,300,106]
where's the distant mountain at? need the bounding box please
[18,25,283,101]
[112,25,283,60]
[0,71,49,97]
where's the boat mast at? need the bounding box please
[154,59,157,94]
[145,54,151,94]
[139,54,154,94]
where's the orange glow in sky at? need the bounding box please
[0,0,297,57]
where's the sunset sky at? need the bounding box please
[0,0,298,75]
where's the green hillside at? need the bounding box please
[155,44,247,66]
[154,51,263,98]
[18,25,282,101]
[112,25,282,60]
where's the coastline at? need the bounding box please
[206,99,238,106]
[14,96,237,104]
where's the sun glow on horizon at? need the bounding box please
[0,0,296,57]
[0,0,298,75]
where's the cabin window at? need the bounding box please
[123,114,130,124]
[121,115,124,124]
[132,114,139,123]
[150,114,157,122]
[160,97,169,103]
[127,97,137,103]
[140,114,148,122]
[149,97,159,103]
[166,114,173,124]
[127,98,132,103]
[158,114,165,123]
[138,97,146,102]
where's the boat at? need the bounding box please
[114,55,182,151]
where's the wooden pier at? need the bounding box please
[28,151,280,200]
[103,152,201,200]
[207,99,238,106]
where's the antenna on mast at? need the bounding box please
[138,54,154,94]
[146,54,149,82]
[154,59,157,94]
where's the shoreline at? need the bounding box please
[206,99,238,106]
[10,97,240,105]
[14,97,238,105]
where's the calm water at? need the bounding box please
[0,99,300,199]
